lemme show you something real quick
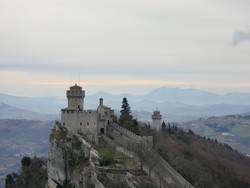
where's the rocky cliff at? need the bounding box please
[47,122,156,188]
[47,122,101,188]
[47,122,192,188]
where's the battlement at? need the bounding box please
[66,84,85,110]
[61,109,95,114]
[111,123,140,140]
[110,123,153,147]
[152,110,162,119]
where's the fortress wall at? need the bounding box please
[107,123,153,150]
[107,123,192,187]
[144,148,193,188]
[61,110,99,143]
[61,110,78,133]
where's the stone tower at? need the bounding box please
[152,110,162,131]
[66,84,85,110]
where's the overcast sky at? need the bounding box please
[1,0,250,97]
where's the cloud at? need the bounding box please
[232,27,250,46]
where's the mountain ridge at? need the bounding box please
[1,87,250,118]
[0,102,59,120]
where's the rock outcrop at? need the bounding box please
[47,122,100,188]
[47,121,193,188]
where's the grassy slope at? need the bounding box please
[182,115,250,154]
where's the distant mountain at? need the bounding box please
[143,87,220,104]
[1,87,250,118]
[0,93,65,114]
[0,102,59,120]
[143,87,250,105]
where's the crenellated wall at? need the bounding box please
[107,123,153,150]
[61,109,99,143]
[104,123,193,187]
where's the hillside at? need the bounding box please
[140,125,250,187]
[5,122,250,188]
[0,119,54,187]
[0,93,65,114]
[0,102,59,120]
[180,114,250,154]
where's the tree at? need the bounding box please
[119,97,139,135]
[21,156,31,169]
[120,97,131,115]
[162,121,166,130]
[5,156,47,188]
[5,173,15,188]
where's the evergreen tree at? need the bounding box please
[120,97,131,115]
[162,121,166,130]
[119,97,139,135]
[119,97,133,125]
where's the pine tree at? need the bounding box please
[162,121,166,130]
[119,97,139,135]
[119,97,133,125]
[120,97,131,116]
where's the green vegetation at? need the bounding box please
[51,123,89,169]
[0,119,53,187]
[119,97,139,135]
[97,173,129,188]
[95,146,115,166]
[95,146,138,167]
[5,156,47,188]
[232,124,250,137]
[140,125,250,188]
[97,173,156,188]
[182,115,250,154]
[57,180,75,188]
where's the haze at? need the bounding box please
[1,0,250,97]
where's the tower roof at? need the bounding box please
[70,83,82,89]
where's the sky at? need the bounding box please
[1,0,250,97]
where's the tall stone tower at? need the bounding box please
[152,110,162,132]
[66,84,85,110]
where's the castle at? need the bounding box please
[61,84,162,143]
[47,84,193,188]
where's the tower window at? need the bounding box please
[100,128,105,134]
[87,122,89,126]
[80,122,82,125]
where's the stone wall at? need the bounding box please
[105,123,193,188]
[61,109,99,143]
[142,147,193,188]
[107,123,153,149]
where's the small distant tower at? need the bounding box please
[66,84,85,110]
[99,98,104,106]
[152,110,162,131]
